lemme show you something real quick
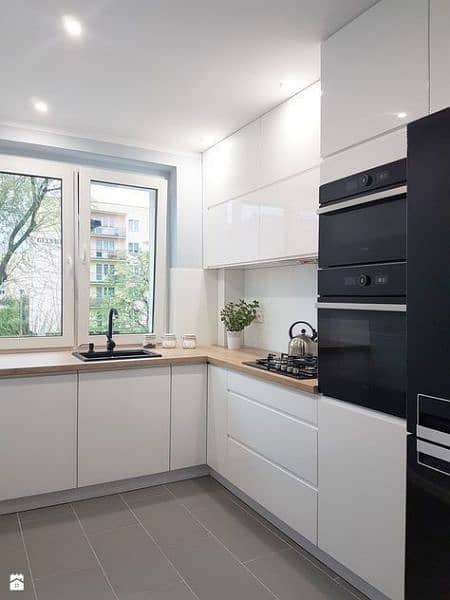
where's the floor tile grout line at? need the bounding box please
[69,503,121,600]
[165,482,368,599]
[242,546,293,565]
[162,485,282,600]
[17,512,39,600]
[119,492,202,600]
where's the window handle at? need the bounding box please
[66,255,73,273]
[80,246,88,265]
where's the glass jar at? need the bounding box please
[161,333,177,349]
[142,333,157,349]
[182,334,197,349]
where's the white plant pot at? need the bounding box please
[227,331,242,351]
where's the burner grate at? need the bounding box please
[243,353,318,380]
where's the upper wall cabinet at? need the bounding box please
[203,83,321,266]
[203,120,260,208]
[321,0,429,157]
[430,0,450,113]
[260,82,321,185]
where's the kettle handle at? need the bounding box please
[289,321,318,340]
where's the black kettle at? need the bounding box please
[288,321,318,357]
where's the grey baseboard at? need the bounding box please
[210,469,390,600]
[0,464,209,515]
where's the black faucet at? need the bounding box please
[106,308,118,354]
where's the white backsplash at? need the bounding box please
[243,263,317,353]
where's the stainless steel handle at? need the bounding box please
[317,302,407,312]
[317,185,407,214]
[418,440,450,475]
[417,425,450,448]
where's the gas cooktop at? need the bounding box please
[243,353,318,380]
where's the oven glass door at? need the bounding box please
[318,305,406,417]
[319,195,406,268]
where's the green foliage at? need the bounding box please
[89,251,151,335]
[0,297,30,336]
[220,299,260,332]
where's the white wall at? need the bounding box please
[243,263,317,353]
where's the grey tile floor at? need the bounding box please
[0,476,368,600]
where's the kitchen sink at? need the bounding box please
[72,349,162,362]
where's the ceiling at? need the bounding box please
[0,0,378,154]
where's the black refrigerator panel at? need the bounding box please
[405,435,450,600]
[407,108,450,433]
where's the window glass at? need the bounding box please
[89,181,156,335]
[0,171,62,338]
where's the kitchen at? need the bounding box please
[0,1,448,600]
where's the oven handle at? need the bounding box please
[317,302,407,312]
[317,185,407,214]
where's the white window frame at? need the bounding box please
[0,155,75,350]
[77,167,167,346]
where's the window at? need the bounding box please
[128,219,139,232]
[78,168,167,344]
[0,156,74,349]
[0,157,166,349]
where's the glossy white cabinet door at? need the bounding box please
[230,196,260,264]
[228,120,261,199]
[207,365,228,477]
[203,137,234,208]
[430,0,450,112]
[321,0,429,156]
[227,438,318,543]
[204,202,232,267]
[78,367,170,487]
[259,167,319,260]
[260,82,321,185]
[171,364,207,470]
[0,375,77,501]
[318,397,406,600]
[205,197,259,267]
[320,128,407,185]
[203,120,260,208]
[228,391,318,485]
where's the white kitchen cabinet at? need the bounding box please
[321,0,429,157]
[318,396,406,600]
[225,371,318,543]
[0,374,77,501]
[227,438,318,544]
[207,365,228,477]
[203,120,260,208]
[171,364,207,470]
[228,391,318,485]
[260,82,321,185]
[430,0,450,112]
[205,196,259,267]
[228,371,318,425]
[78,367,170,487]
[259,167,319,260]
[320,128,407,185]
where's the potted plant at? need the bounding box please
[220,299,260,351]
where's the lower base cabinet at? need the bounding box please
[78,367,170,487]
[0,374,77,501]
[318,396,406,600]
[227,437,318,543]
[171,364,207,469]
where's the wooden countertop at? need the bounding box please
[0,346,318,395]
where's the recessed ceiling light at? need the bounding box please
[397,112,407,119]
[32,98,49,114]
[62,15,83,37]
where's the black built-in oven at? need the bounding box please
[317,159,407,418]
